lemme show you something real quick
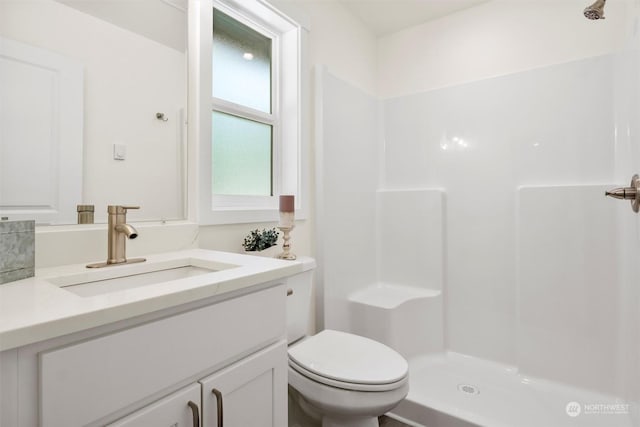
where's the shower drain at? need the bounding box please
[457,383,480,395]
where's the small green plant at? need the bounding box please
[242,228,280,251]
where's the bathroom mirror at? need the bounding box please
[0,0,187,225]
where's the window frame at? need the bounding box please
[193,0,303,225]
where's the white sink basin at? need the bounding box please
[47,258,239,297]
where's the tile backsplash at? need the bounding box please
[0,220,35,284]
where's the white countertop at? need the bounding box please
[0,249,313,352]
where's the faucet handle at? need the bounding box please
[605,175,640,213]
[107,205,140,214]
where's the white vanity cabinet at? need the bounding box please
[1,283,289,427]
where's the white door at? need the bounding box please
[199,341,288,427]
[0,36,83,224]
[107,383,201,427]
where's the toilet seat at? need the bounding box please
[289,358,408,392]
[288,330,408,392]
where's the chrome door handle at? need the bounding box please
[605,174,640,212]
[212,388,224,427]
[187,400,200,427]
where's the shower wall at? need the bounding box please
[383,54,615,368]
[612,11,640,422]
[375,0,639,412]
[315,68,379,331]
[378,0,637,384]
[317,0,640,418]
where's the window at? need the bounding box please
[195,0,302,224]
[212,8,273,197]
[212,111,273,196]
[212,9,272,114]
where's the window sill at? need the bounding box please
[205,207,306,225]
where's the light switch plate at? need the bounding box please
[113,143,126,160]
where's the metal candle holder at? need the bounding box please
[276,225,296,260]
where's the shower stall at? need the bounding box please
[315,1,640,426]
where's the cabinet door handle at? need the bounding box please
[212,388,224,427]
[187,400,200,427]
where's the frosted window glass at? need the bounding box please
[213,9,271,113]
[212,111,272,196]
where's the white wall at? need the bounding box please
[0,0,186,223]
[378,0,631,98]
[57,0,187,52]
[271,0,378,96]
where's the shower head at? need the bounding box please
[584,0,606,20]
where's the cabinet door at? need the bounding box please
[200,340,287,427]
[107,383,201,427]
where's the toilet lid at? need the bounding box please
[287,330,408,385]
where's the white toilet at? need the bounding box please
[287,261,409,427]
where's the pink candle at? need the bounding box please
[279,195,295,227]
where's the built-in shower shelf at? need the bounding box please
[348,283,444,359]
[348,283,440,309]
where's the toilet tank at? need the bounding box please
[286,257,316,344]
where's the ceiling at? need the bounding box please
[339,0,491,36]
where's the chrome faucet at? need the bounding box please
[87,205,146,268]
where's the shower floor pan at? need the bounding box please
[389,352,635,427]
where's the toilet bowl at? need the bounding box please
[286,262,409,427]
[287,329,409,427]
